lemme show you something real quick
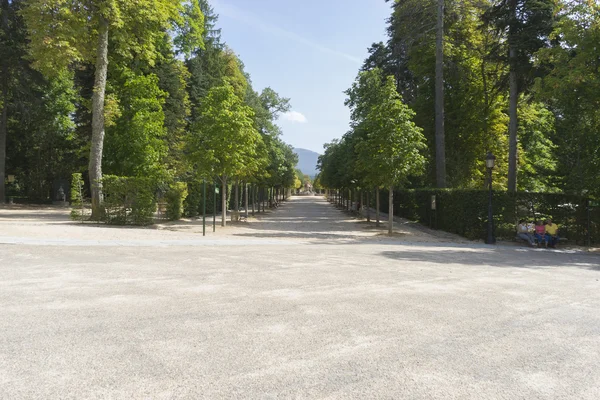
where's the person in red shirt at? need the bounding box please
[534,220,546,246]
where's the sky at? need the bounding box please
[211,0,392,154]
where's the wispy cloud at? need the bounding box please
[282,111,308,123]
[213,1,362,64]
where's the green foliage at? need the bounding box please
[102,175,156,225]
[517,100,558,192]
[188,81,262,182]
[378,188,598,245]
[184,180,219,217]
[347,68,427,189]
[165,182,188,221]
[155,52,191,176]
[22,0,200,75]
[104,68,168,179]
[1,0,78,202]
[534,1,600,196]
[5,0,299,212]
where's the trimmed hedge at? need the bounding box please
[374,189,598,245]
[165,182,188,221]
[102,175,156,225]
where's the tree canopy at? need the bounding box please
[1,0,299,215]
[318,0,599,200]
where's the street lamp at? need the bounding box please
[486,152,496,244]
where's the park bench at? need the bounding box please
[515,234,568,247]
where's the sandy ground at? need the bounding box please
[1,196,600,399]
[0,196,458,245]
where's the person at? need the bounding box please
[517,219,535,246]
[534,220,546,246]
[545,218,560,248]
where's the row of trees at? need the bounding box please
[319,68,427,234]
[319,0,600,221]
[0,0,299,221]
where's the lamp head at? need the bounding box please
[485,152,496,169]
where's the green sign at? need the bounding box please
[215,188,220,194]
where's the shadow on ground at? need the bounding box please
[380,247,600,271]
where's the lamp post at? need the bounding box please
[485,152,496,244]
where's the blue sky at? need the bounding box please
[211,0,391,154]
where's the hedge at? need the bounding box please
[165,182,188,221]
[372,189,598,245]
[102,175,157,225]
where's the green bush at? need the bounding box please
[375,188,597,245]
[102,175,156,225]
[184,181,202,218]
[70,173,86,222]
[165,182,188,221]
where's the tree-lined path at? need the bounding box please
[0,195,446,246]
[228,195,446,244]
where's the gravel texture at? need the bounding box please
[1,196,599,399]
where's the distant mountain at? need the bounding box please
[293,148,320,178]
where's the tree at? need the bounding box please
[534,0,600,196]
[379,0,511,189]
[103,68,168,179]
[188,82,262,226]
[349,69,427,235]
[22,0,203,217]
[435,0,446,188]
[483,0,556,192]
[1,0,79,202]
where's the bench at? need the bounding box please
[515,235,567,247]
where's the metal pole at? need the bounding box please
[213,181,216,232]
[203,179,206,236]
[486,168,496,244]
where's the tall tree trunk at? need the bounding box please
[0,80,7,204]
[347,189,350,210]
[244,182,249,219]
[366,191,371,222]
[234,180,239,211]
[376,188,380,227]
[221,176,227,227]
[507,0,518,193]
[435,0,446,188]
[388,186,394,235]
[89,16,109,218]
[361,190,364,217]
[0,0,9,204]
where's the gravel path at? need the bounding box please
[1,197,600,399]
